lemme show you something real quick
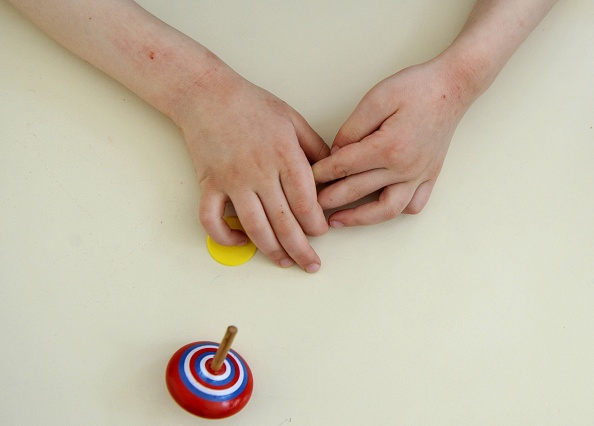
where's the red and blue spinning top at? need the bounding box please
[166,326,253,419]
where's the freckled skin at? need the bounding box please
[311,0,559,228]
[7,0,559,265]
[6,0,329,273]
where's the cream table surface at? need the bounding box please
[1,1,593,425]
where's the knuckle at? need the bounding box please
[242,218,266,238]
[337,125,362,144]
[346,184,366,202]
[273,217,294,240]
[383,142,405,165]
[330,162,349,179]
[383,139,418,171]
[290,197,315,217]
[276,144,295,163]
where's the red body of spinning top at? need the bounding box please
[166,339,253,419]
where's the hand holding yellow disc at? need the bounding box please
[206,217,257,266]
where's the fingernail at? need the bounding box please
[237,239,248,246]
[330,220,344,228]
[305,263,320,273]
[331,146,339,154]
[279,258,294,268]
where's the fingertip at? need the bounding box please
[305,262,321,273]
[328,209,354,228]
[311,152,346,184]
[302,247,322,273]
[329,219,344,229]
[279,258,295,268]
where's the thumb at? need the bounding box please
[333,82,396,151]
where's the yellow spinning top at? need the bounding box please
[206,216,257,266]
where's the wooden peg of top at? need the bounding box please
[211,326,238,372]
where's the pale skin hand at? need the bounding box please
[313,58,471,227]
[6,0,329,272]
[178,66,330,272]
[5,0,559,269]
[313,0,559,228]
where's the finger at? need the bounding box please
[312,133,387,184]
[199,190,248,246]
[317,168,395,210]
[232,193,294,268]
[333,84,395,150]
[327,182,416,227]
[291,112,330,163]
[258,184,322,273]
[279,151,329,237]
[403,180,434,215]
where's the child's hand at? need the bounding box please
[176,66,329,272]
[312,58,477,227]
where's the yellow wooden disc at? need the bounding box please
[206,216,257,266]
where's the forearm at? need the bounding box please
[440,0,558,100]
[6,0,224,124]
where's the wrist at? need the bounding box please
[434,42,496,106]
[165,51,238,130]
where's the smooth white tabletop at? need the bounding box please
[1,1,593,425]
